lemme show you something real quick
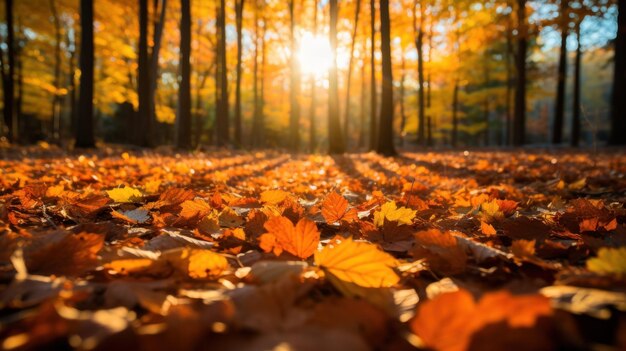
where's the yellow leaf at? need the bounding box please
[480,221,497,236]
[144,179,162,194]
[587,247,626,277]
[373,201,416,227]
[164,248,229,279]
[106,186,143,203]
[260,190,288,204]
[315,237,399,288]
[480,200,503,222]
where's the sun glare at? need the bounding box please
[298,32,333,77]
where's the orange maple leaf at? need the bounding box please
[321,192,358,224]
[258,216,320,259]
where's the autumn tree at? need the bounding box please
[289,0,301,152]
[1,0,16,141]
[376,0,396,155]
[328,0,345,154]
[215,0,229,147]
[76,0,94,148]
[413,0,426,145]
[513,0,527,146]
[137,0,150,146]
[343,0,362,148]
[609,0,626,145]
[369,0,378,150]
[176,0,192,149]
[234,0,244,147]
[552,0,569,145]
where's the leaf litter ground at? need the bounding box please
[1,146,625,350]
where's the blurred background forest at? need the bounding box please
[0,0,624,154]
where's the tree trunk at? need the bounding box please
[76,0,94,148]
[2,0,15,141]
[343,0,361,148]
[66,29,77,137]
[609,0,626,145]
[216,0,229,146]
[552,0,569,145]
[376,0,395,156]
[328,0,345,154]
[513,0,527,146]
[426,17,433,146]
[252,1,261,148]
[176,0,192,149]
[149,0,167,146]
[451,78,459,147]
[137,0,151,146]
[49,0,63,142]
[399,54,406,147]
[289,0,301,151]
[414,0,425,145]
[369,0,378,150]
[309,0,318,152]
[359,53,366,148]
[505,13,513,145]
[571,20,582,147]
[234,0,244,148]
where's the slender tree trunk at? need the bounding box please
[216,0,229,146]
[149,0,167,146]
[289,0,301,151]
[571,20,582,147]
[66,29,77,137]
[505,13,513,145]
[234,0,244,147]
[49,0,63,142]
[399,54,406,147]
[376,0,395,156]
[252,1,260,148]
[359,54,366,148]
[369,0,378,150]
[513,0,527,146]
[343,0,362,148]
[426,16,433,146]
[177,0,191,149]
[328,0,345,154]
[414,0,425,145]
[137,0,150,146]
[309,0,319,152]
[609,0,626,145]
[451,78,459,147]
[2,0,16,141]
[552,0,569,145]
[76,0,94,148]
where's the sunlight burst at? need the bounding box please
[298,32,333,77]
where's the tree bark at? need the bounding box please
[2,0,16,141]
[369,0,378,150]
[343,0,361,147]
[414,0,425,145]
[399,54,406,147]
[149,0,167,146]
[137,0,151,146]
[505,12,513,145]
[289,0,301,151]
[49,0,63,142]
[451,78,459,147]
[609,0,626,145]
[216,0,229,146]
[376,0,395,156]
[552,0,569,145]
[513,0,527,146]
[571,20,582,147]
[76,0,95,148]
[234,0,244,148]
[328,0,345,154]
[309,0,318,152]
[176,0,192,149]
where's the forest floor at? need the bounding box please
[1,145,626,350]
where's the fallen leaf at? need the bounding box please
[259,216,320,259]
